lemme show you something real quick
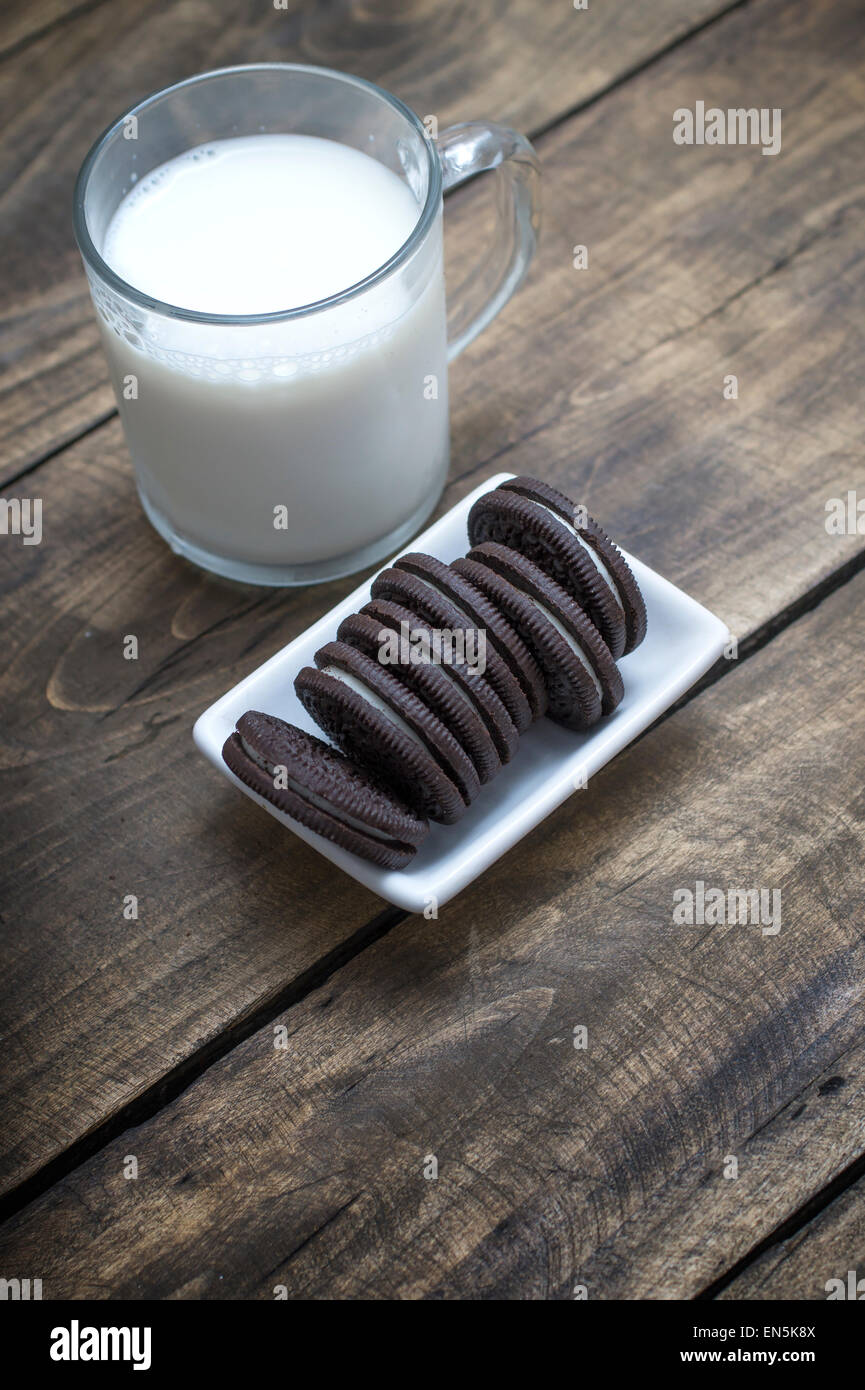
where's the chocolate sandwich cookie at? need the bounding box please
[295,642,475,824]
[392,553,547,721]
[468,478,646,657]
[498,476,647,653]
[312,639,481,806]
[222,711,427,870]
[370,563,535,734]
[361,598,520,766]
[337,607,502,784]
[454,543,624,730]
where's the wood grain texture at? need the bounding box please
[444,0,865,643]
[0,440,391,1198]
[0,0,105,60]
[3,0,865,1209]
[720,1162,865,1300]
[2,554,864,1297]
[0,0,732,481]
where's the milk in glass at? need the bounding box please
[99,134,448,571]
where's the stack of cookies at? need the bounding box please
[222,476,646,869]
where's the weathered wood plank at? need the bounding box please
[719,1162,865,1300]
[0,0,104,61]
[0,449,392,1198]
[2,0,864,1205]
[2,547,864,1297]
[0,0,735,481]
[445,0,865,643]
[568,1046,865,1300]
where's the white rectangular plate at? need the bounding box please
[194,474,730,911]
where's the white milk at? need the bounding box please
[98,134,448,574]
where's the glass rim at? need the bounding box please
[72,61,443,326]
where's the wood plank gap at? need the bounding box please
[0,0,111,66]
[0,901,406,1228]
[3,0,752,484]
[4,520,863,1234]
[646,541,865,735]
[0,407,116,493]
[697,1146,865,1299]
[528,0,756,145]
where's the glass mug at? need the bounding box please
[74,64,540,585]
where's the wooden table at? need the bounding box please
[2,0,864,1300]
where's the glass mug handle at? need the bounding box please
[436,121,541,362]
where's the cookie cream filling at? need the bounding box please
[409,571,474,624]
[411,564,601,703]
[437,662,486,707]
[534,502,625,615]
[321,665,429,754]
[393,572,491,693]
[524,596,604,699]
[374,621,483,727]
[239,736,396,841]
[403,573,488,676]
[414,642,498,730]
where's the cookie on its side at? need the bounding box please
[454,543,624,730]
[392,553,547,720]
[468,477,647,656]
[295,643,473,825]
[361,597,520,766]
[222,711,427,870]
[337,606,502,784]
[315,639,481,807]
[371,564,535,733]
